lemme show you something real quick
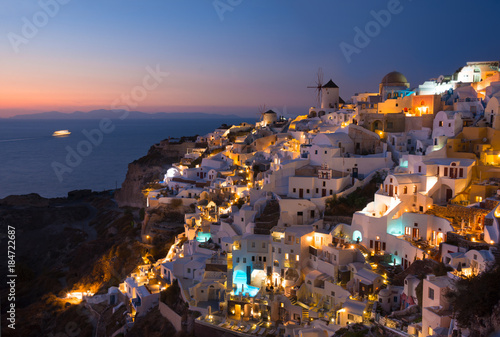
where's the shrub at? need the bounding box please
[170,198,183,208]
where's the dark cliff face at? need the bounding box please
[114,139,197,208]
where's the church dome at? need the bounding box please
[381,71,408,86]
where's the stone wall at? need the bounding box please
[159,301,183,332]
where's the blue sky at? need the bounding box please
[1,0,500,116]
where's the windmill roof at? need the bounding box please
[322,79,339,88]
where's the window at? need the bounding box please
[187,268,191,273]
[394,296,398,302]
[285,253,289,259]
[428,287,434,300]
[306,189,310,193]
[439,121,443,127]
[236,257,240,263]
[474,254,477,260]
[243,258,246,263]
[413,185,417,193]
[311,210,315,218]
[293,188,296,193]
[404,186,408,194]
[315,188,319,193]
[315,150,318,154]
[331,291,335,297]
[296,255,300,261]
[323,181,326,187]
[405,227,410,235]
[348,314,354,320]
[459,168,463,177]
[324,150,327,154]
[252,256,255,262]
[262,242,266,248]
[418,166,422,173]
[370,240,374,248]
[444,167,448,176]
[296,238,299,244]
[263,256,266,262]
[252,242,255,248]
[278,248,281,254]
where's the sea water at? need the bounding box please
[0,118,251,198]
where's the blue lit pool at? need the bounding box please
[233,270,260,297]
[196,232,211,242]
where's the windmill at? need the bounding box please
[307,67,324,107]
[257,104,267,122]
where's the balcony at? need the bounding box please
[283,260,297,269]
[253,262,264,270]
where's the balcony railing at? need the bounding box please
[253,262,264,270]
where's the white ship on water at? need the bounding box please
[52,130,71,137]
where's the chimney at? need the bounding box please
[427,274,436,281]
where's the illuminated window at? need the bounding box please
[285,253,289,260]
[296,255,300,261]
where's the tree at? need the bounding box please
[446,258,500,336]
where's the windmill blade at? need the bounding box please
[317,67,324,88]
[307,68,324,107]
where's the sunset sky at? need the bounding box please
[2,0,500,117]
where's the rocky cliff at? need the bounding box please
[114,138,197,208]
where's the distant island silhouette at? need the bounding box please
[7,109,246,120]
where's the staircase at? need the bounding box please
[302,307,309,321]
[286,294,297,306]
